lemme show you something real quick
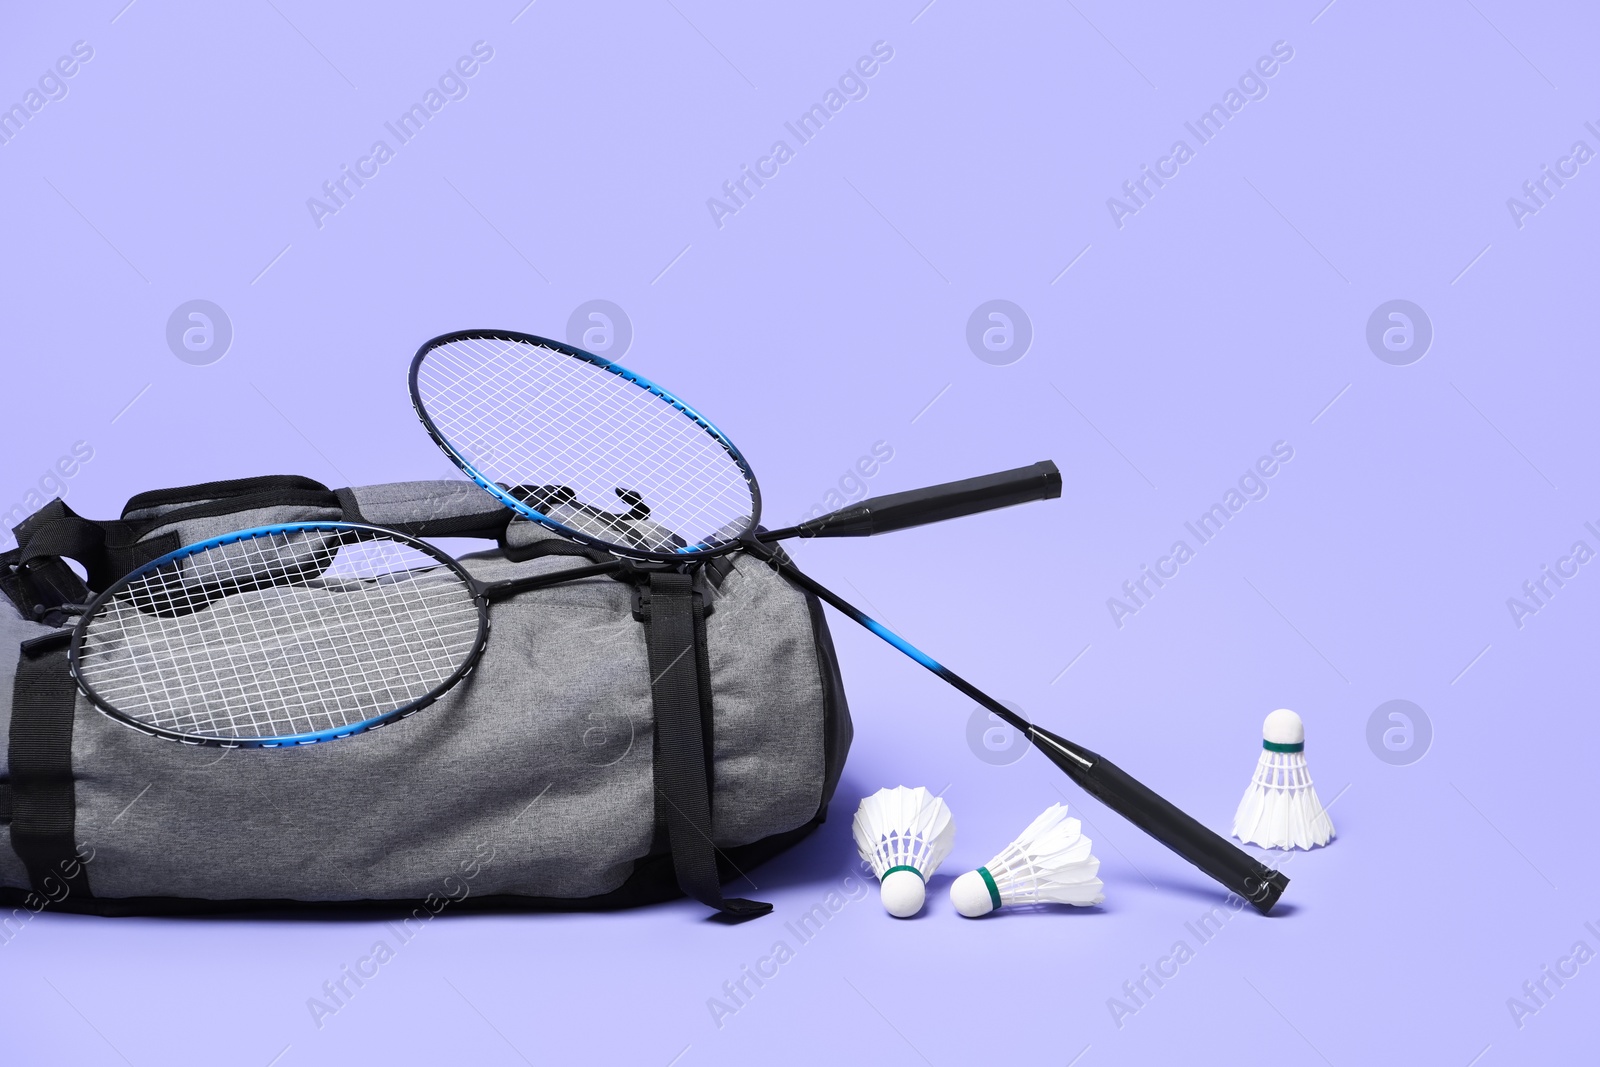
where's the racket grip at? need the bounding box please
[1033,728,1288,914]
[790,460,1061,539]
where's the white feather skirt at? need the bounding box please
[1232,749,1334,850]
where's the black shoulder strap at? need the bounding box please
[7,632,92,902]
[643,571,769,920]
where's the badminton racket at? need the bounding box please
[408,330,1289,914]
[64,458,1061,750]
[66,522,636,747]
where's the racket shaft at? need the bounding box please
[480,560,626,600]
[742,540,1287,913]
[769,461,1060,541]
[1030,729,1288,914]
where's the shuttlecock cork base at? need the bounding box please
[852,786,956,918]
[1233,708,1334,850]
[951,804,1104,917]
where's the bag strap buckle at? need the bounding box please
[625,560,716,622]
[3,557,91,626]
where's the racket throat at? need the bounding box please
[1025,725,1096,770]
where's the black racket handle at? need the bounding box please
[740,539,1286,914]
[766,460,1061,541]
[1030,726,1288,914]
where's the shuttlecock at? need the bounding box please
[950,804,1104,917]
[852,786,955,918]
[1232,708,1334,850]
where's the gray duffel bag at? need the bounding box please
[0,474,851,920]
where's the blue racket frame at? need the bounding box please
[408,329,764,563]
[68,521,490,748]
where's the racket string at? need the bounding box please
[426,341,722,518]
[416,336,754,550]
[76,528,480,742]
[145,564,467,734]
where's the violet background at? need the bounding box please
[2,1,1597,1064]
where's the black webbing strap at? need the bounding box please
[690,581,717,773]
[15,502,103,568]
[7,633,91,901]
[9,498,167,603]
[644,571,769,920]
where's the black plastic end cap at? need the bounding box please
[1036,459,1063,499]
[1249,869,1290,915]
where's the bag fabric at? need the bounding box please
[0,476,851,916]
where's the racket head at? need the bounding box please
[69,522,488,748]
[408,329,761,562]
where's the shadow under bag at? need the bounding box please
[0,475,851,918]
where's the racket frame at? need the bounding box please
[409,329,764,563]
[68,521,490,749]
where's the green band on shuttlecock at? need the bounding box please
[977,866,1002,912]
[882,865,924,882]
[1263,740,1304,753]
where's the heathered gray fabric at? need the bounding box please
[77,560,479,741]
[64,552,655,900]
[0,830,27,896]
[504,516,827,844]
[503,516,549,550]
[1,491,834,902]
[348,481,503,528]
[504,507,694,556]
[703,554,826,846]
[124,495,233,522]
[0,599,55,776]
[137,504,342,554]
